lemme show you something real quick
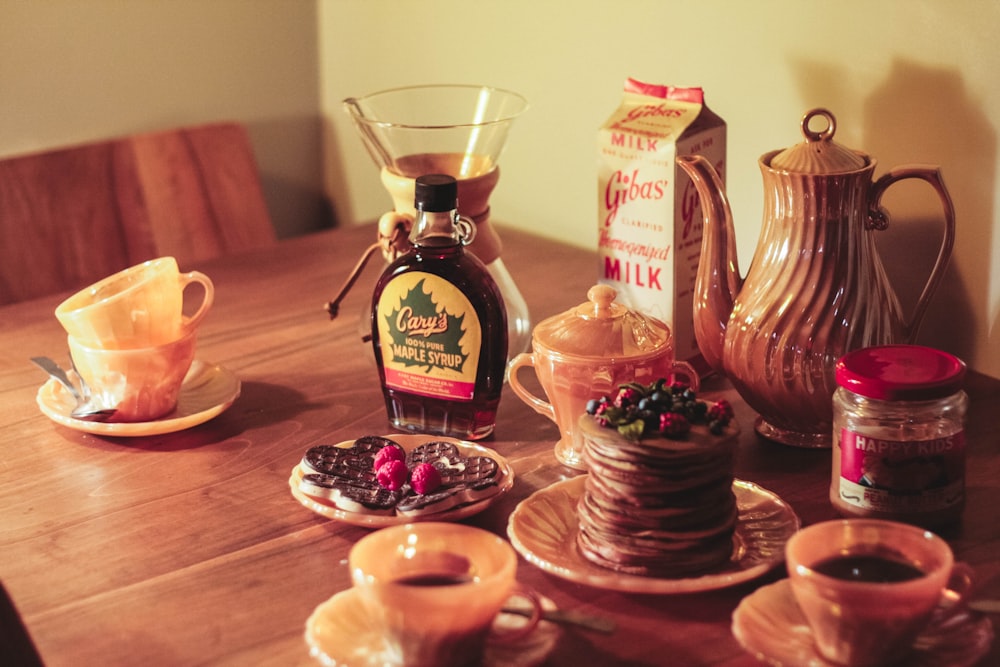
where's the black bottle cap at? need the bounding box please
[414,174,458,212]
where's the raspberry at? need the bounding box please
[708,400,735,424]
[410,463,442,495]
[659,412,691,438]
[373,444,406,471]
[376,459,408,490]
[614,387,640,408]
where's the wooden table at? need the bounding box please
[2,223,997,666]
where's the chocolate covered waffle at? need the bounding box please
[398,441,503,516]
[577,381,739,577]
[297,436,505,517]
[298,436,403,514]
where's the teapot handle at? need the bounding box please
[868,166,956,342]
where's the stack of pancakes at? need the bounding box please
[576,412,739,577]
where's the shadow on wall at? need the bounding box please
[862,60,994,369]
[247,114,338,239]
[792,57,995,368]
[322,112,357,232]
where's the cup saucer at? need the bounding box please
[732,579,994,667]
[305,587,560,667]
[36,360,240,437]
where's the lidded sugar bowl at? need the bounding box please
[508,284,697,469]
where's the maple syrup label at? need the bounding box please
[837,429,965,514]
[375,272,480,401]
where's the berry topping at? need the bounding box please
[708,400,735,422]
[589,379,732,441]
[376,459,409,490]
[613,386,641,408]
[373,443,406,470]
[659,411,691,438]
[410,462,443,495]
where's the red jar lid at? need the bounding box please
[835,345,966,401]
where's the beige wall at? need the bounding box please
[320,0,1000,378]
[3,2,998,376]
[0,0,329,238]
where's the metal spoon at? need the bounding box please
[500,605,617,634]
[30,356,117,422]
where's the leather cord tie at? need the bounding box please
[324,221,408,320]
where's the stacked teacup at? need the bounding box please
[55,257,214,422]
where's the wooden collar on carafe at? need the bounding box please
[379,166,504,265]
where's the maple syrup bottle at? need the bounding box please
[370,174,508,440]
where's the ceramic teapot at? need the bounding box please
[676,108,955,447]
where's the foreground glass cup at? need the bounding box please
[785,519,974,667]
[349,522,542,667]
[68,328,197,422]
[55,257,214,349]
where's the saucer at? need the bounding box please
[289,434,514,527]
[732,579,995,667]
[36,360,240,436]
[305,587,560,667]
[507,476,799,594]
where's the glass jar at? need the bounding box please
[831,345,968,528]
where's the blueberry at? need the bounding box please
[649,390,670,406]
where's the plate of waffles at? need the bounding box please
[289,434,514,527]
[507,476,799,594]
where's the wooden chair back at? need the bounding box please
[0,122,277,305]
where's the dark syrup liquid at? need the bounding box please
[394,573,474,587]
[372,238,508,441]
[812,553,925,583]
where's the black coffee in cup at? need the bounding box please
[812,553,924,583]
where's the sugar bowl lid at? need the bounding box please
[531,284,673,360]
[768,108,867,174]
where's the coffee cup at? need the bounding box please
[67,328,198,422]
[56,257,213,349]
[508,285,698,470]
[785,519,975,667]
[348,522,542,667]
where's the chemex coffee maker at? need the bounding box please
[333,84,532,356]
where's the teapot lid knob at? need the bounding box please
[802,108,838,142]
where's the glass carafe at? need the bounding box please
[343,84,532,356]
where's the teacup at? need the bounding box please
[56,257,213,349]
[785,519,975,667]
[348,522,542,667]
[68,328,198,422]
[508,285,698,470]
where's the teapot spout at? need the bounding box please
[676,155,743,373]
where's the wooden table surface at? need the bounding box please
[1,223,997,666]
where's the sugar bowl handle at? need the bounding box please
[507,353,556,424]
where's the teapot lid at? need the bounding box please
[769,108,867,173]
[531,284,672,360]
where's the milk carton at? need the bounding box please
[597,78,726,371]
